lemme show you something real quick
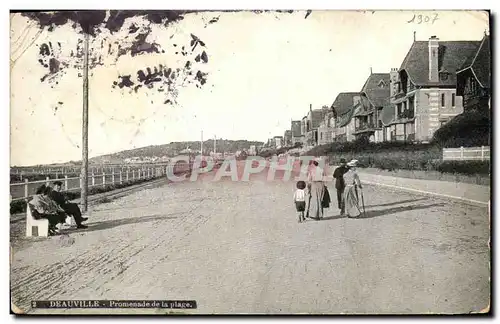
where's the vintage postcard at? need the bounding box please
[9,9,491,315]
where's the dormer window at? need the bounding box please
[440,72,449,81]
[378,79,387,88]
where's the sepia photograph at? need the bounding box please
[9,8,491,315]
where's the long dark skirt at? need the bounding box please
[307,181,325,219]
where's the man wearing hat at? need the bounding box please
[50,181,88,229]
[333,158,349,216]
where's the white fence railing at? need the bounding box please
[443,146,490,161]
[10,163,173,180]
[10,163,189,203]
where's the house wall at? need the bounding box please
[336,125,346,137]
[374,129,384,142]
[414,88,463,141]
[384,126,391,141]
[346,119,355,142]
[291,136,304,146]
[301,119,307,135]
[318,125,333,145]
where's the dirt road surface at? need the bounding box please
[11,167,490,314]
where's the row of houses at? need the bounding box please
[268,33,490,148]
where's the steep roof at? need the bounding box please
[360,73,390,107]
[331,92,359,116]
[400,40,481,87]
[337,103,358,128]
[458,35,490,88]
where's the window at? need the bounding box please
[469,77,477,94]
[452,93,456,107]
[441,93,445,107]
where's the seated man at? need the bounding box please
[30,185,67,235]
[50,181,88,229]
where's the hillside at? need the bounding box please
[89,139,264,164]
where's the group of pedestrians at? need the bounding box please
[29,182,88,235]
[294,158,364,222]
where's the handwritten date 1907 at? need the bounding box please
[408,13,439,24]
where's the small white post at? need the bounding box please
[119,170,123,184]
[460,146,464,160]
[64,175,69,191]
[45,176,50,187]
[79,175,83,189]
[481,146,485,161]
[91,172,95,187]
[126,169,129,181]
[102,172,106,187]
[132,169,135,180]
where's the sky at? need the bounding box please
[10,10,489,166]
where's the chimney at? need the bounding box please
[413,31,416,41]
[428,36,439,82]
[310,104,312,112]
[370,67,373,74]
[390,68,399,97]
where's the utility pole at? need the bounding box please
[80,31,89,212]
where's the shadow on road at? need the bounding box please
[318,215,344,221]
[364,198,427,208]
[74,213,180,233]
[358,203,446,219]
[318,203,446,222]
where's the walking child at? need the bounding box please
[294,180,307,223]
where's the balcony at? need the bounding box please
[396,109,415,121]
[354,107,375,117]
[354,122,377,134]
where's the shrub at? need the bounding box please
[432,110,490,148]
[434,160,490,176]
[306,141,437,157]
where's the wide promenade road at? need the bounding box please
[11,165,489,314]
